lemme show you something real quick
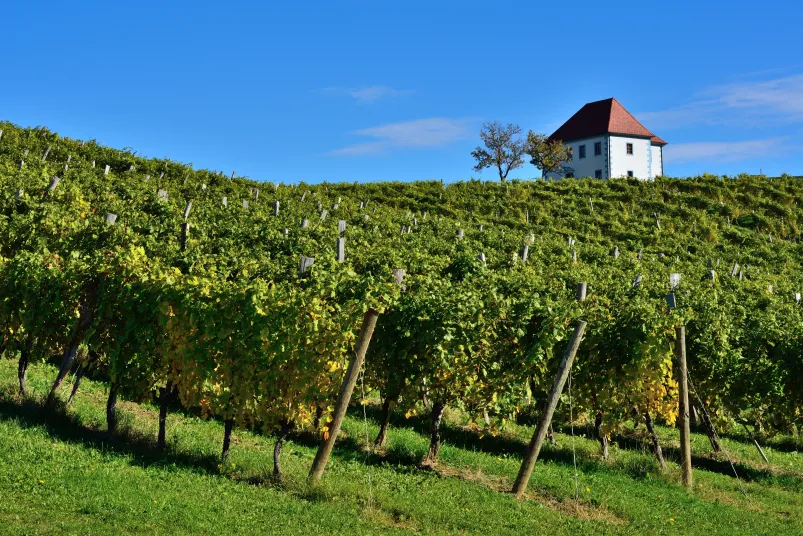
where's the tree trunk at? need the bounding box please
[106,383,119,432]
[221,419,234,461]
[18,344,30,397]
[49,343,79,405]
[644,412,666,470]
[595,412,609,459]
[700,407,722,453]
[66,364,85,405]
[374,396,393,448]
[423,402,446,465]
[273,421,293,481]
[48,300,94,405]
[157,384,172,450]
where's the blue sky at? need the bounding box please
[2,1,802,182]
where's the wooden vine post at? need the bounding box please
[309,308,380,483]
[512,283,588,499]
[675,325,693,488]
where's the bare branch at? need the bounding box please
[471,122,526,182]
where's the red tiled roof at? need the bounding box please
[549,98,666,145]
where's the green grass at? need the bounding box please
[1,360,802,535]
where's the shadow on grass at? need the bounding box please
[609,428,803,491]
[347,403,803,489]
[2,390,796,494]
[0,394,221,476]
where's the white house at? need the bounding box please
[545,98,667,180]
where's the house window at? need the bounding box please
[594,142,602,156]
[595,169,602,179]
[627,170,634,177]
[566,171,574,178]
[578,145,586,159]
[568,148,573,161]
[626,143,634,155]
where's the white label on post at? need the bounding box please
[670,273,681,289]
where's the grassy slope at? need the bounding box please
[1,360,802,536]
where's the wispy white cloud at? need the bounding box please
[710,74,803,114]
[638,73,803,129]
[664,137,789,164]
[329,117,473,156]
[323,85,413,103]
[731,65,803,80]
[327,141,388,156]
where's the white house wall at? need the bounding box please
[545,135,609,180]
[609,136,652,180]
[651,144,663,177]
[545,135,660,181]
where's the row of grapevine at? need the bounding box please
[1,120,802,486]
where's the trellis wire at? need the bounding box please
[687,372,749,500]
[569,370,579,501]
[359,363,374,509]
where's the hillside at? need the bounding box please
[1,120,802,533]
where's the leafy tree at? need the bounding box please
[525,131,572,179]
[471,122,526,182]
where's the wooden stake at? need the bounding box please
[512,320,587,498]
[44,176,61,197]
[576,282,587,302]
[675,325,693,488]
[753,439,769,463]
[309,309,380,483]
[299,256,315,276]
[336,237,345,263]
[181,223,190,251]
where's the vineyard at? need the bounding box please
[1,120,803,534]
